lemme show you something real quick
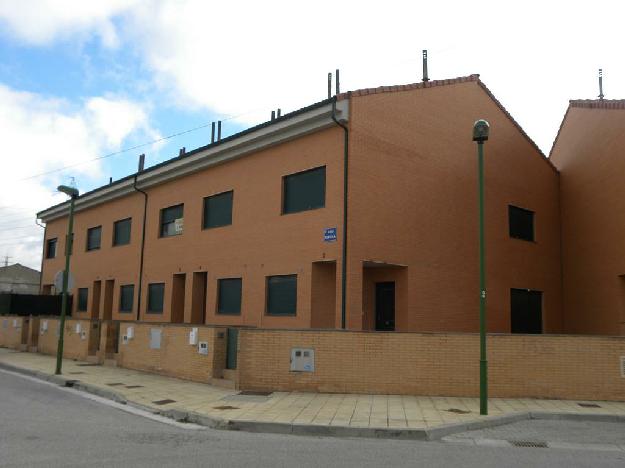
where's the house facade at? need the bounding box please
[37,75,563,335]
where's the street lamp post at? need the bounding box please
[55,185,79,375]
[473,119,490,416]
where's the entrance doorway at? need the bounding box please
[102,279,114,320]
[510,288,543,333]
[375,282,395,331]
[171,273,186,323]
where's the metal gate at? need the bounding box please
[226,328,238,370]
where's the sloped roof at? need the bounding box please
[338,74,556,172]
[549,99,625,157]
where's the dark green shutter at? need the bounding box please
[217,278,242,315]
[46,238,57,258]
[267,275,297,315]
[87,226,101,250]
[204,191,233,228]
[160,204,183,237]
[78,288,88,311]
[283,167,326,214]
[147,283,164,313]
[114,218,131,245]
[119,285,134,312]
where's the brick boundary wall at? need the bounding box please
[0,316,26,350]
[237,329,625,401]
[36,317,93,361]
[115,321,228,383]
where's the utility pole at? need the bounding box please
[3,255,11,267]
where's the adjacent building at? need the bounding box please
[550,99,625,336]
[0,263,40,294]
[37,75,563,334]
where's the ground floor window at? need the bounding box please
[217,278,242,315]
[266,275,297,316]
[77,288,88,312]
[119,284,134,313]
[147,283,165,313]
[510,288,542,334]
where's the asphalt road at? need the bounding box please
[1,369,624,468]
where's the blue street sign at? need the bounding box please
[324,227,337,242]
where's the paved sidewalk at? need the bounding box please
[1,348,624,439]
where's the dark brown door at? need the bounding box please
[375,282,395,331]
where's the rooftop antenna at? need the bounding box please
[211,122,216,143]
[217,121,222,141]
[328,72,332,99]
[271,110,276,121]
[335,69,340,94]
[422,50,429,82]
[598,68,604,100]
[138,153,145,172]
[179,147,186,157]
[277,108,281,118]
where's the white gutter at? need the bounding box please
[38,99,349,222]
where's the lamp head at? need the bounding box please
[57,185,79,198]
[472,119,490,142]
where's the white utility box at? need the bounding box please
[126,326,134,339]
[189,327,198,345]
[75,323,81,334]
[42,320,48,331]
[290,348,315,372]
[198,341,208,355]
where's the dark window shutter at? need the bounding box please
[509,205,534,241]
[87,226,102,250]
[217,278,242,315]
[204,191,233,229]
[113,218,131,246]
[266,275,297,316]
[147,283,164,313]
[119,285,134,312]
[46,239,57,259]
[77,288,88,311]
[160,204,184,237]
[283,167,326,214]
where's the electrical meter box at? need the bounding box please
[80,330,87,340]
[198,341,209,355]
[42,320,48,332]
[149,328,161,349]
[290,348,315,372]
[75,323,81,334]
[13,319,18,328]
[126,326,134,339]
[189,327,198,345]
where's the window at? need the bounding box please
[86,226,102,251]
[509,205,534,241]
[119,285,134,313]
[160,204,184,237]
[510,289,542,334]
[147,283,165,313]
[266,275,297,316]
[113,218,132,246]
[65,233,73,256]
[217,278,242,315]
[77,288,88,312]
[283,166,326,214]
[203,191,233,229]
[45,238,57,259]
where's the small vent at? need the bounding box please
[153,399,176,406]
[68,371,85,375]
[621,356,625,378]
[509,440,548,448]
[76,363,99,367]
[578,402,601,408]
[238,390,272,396]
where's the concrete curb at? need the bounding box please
[2,360,624,442]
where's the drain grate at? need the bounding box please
[76,363,99,367]
[577,402,601,408]
[446,408,471,414]
[68,371,85,375]
[152,399,176,406]
[213,405,239,410]
[125,385,144,389]
[238,390,272,396]
[509,440,548,448]
[106,382,125,387]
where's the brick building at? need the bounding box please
[550,99,625,336]
[37,75,563,335]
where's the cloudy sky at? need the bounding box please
[0,0,623,269]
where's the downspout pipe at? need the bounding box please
[332,96,349,329]
[133,174,148,321]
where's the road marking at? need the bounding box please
[0,368,206,431]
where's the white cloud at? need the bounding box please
[0,0,141,47]
[0,84,156,269]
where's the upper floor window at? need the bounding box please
[160,204,184,237]
[509,205,534,241]
[266,274,297,316]
[77,288,88,312]
[282,166,326,214]
[113,218,132,246]
[45,238,57,259]
[203,191,233,229]
[86,226,102,251]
